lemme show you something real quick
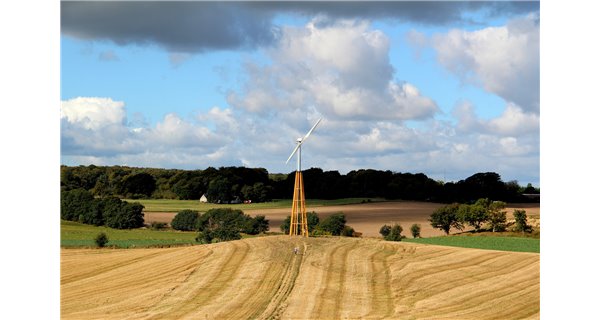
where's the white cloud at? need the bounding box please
[228,18,439,121]
[61,97,125,130]
[60,97,232,161]
[489,103,539,135]
[453,101,539,136]
[432,14,539,113]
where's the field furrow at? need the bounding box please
[146,241,250,319]
[61,236,540,320]
[311,239,354,319]
[365,242,396,319]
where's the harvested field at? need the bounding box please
[144,201,541,237]
[61,236,540,319]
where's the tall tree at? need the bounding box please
[430,203,463,235]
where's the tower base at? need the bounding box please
[289,171,308,237]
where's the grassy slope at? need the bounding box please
[404,234,540,253]
[124,198,382,212]
[61,220,199,248]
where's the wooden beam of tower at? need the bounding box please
[290,170,308,237]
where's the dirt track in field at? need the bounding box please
[144,201,540,237]
[61,236,540,319]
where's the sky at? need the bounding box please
[60,1,541,186]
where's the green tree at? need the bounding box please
[280,216,292,234]
[95,232,109,248]
[61,188,95,221]
[253,215,270,234]
[82,198,106,226]
[488,201,507,232]
[197,208,251,241]
[318,212,347,236]
[280,212,320,235]
[102,197,145,229]
[243,215,270,235]
[206,177,232,203]
[457,200,489,232]
[241,182,273,203]
[379,224,391,237]
[210,223,242,242]
[429,203,463,235]
[513,209,532,234]
[120,172,156,198]
[410,223,421,238]
[306,212,320,233]
[171,210,200,231]
[91,174,111,197]
[196,230,213,244]
[385,224,403,241]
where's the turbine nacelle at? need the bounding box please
[285,118,322,169]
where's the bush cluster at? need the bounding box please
[380,223,405,241]
[95,232,109,247]
[171,210,201,231]
[61,189,145,229]
[429,198,512,235]
[188,208,270,244]
[280,212,357,237]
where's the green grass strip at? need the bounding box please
[61,220,198,248]
[404,235,540,253]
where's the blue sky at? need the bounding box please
[59,1,541,186]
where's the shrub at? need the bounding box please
[410,223,421,238]
[311,228,332,236]
[385,224,403,241]
[196,231,213,244]
[103,199,145,229]
[95,232,109,247]
[210,224,242,242]
[280,211,319,235]
[318,212,347,236]
[197,208,251,242]
[280,216,291,234]
[512,209,532,233]
[171,210,200,231]
[244,215,270,235]
[341,226,355,237]
[150,221,168,230]
[306,212,320,233]
[379,224,391,237]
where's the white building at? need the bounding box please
[199,194,208,203]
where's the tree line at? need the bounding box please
[61,188,144,229]
[429,198,534,235]
[61,165,539,204]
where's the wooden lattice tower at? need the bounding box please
[289,170,308,236]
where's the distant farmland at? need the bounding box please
[143,200,540,238]
[61,236,540,319]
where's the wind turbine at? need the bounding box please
[285,118,322,236]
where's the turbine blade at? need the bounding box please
[302,118,322,143]
[285,143,301,164]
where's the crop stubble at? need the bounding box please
[61,236,539,319]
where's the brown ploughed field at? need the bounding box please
[144,201,540,237]
[61,236,539,319]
